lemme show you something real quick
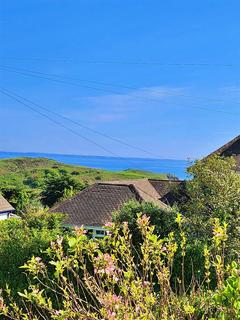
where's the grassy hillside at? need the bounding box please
[0,157,168,191]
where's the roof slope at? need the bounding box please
[0,194,15,213]
[104,179,169,209]
[51,183,141,227]
[148,179,183,205]
[209,135,240,170]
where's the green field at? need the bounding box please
[0,157,168,192]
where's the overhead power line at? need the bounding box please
[0,58,233,66]
[0,89,191,202]
[0,65,118,95]
[0,87,191,169]
[0,88,119,157]
[1,87,159,158]
[1,64,240,117]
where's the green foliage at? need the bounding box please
[112,200,177,242]
[1,216,239,319]
[185,155,240,219]
[0,185,35,215]
[0,157,168,192]
[112,201,206,288]
[0,157,168,211]
[211,262,240,319]
[183,155,240,257]
[41,170,85,207]
[0,212,64,299]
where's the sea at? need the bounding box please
[0,151,190,180]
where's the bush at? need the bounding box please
[41,171,85,207]
[113,201,206,288]
[1,214,239,319]
[113,200,177,242]
[0,185,33,215]
[0,212,64,299]
[182,155,240,258]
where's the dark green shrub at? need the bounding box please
[0,212,64,299]
[41,171,85,207]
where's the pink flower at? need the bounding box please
[105,222,113,228]
[137,214,150,227]
[142,281,150,288]
[112,295,121,303]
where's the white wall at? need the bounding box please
[0,213,9,220]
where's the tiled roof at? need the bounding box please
[104,179,169,209]
[148,179,184,206]
[0,194,15,213]
[51,179,174,227]
[208,135,240,170]
[51,183,141,227]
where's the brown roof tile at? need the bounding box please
[208,135,240,170]
[103,179,169,209]
[51,183,141,227]
[148,179,184,206]
[51,178,173,227]
[0,194,15,213]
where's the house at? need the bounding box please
[208,135,240,171]
[51,179,181,237]
[0,194,16,220]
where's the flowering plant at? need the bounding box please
[0,214,239,319]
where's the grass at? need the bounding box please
[0,157,168,192]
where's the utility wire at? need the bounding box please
[0,66,117,95]
[1,65,240,117]
[2,64,240,103]
[0,64,134,90]
[0,88,189,203]
[0,88,119,157]
[1,87,161,158]
[0,57,233,66]
[0,87,190,169]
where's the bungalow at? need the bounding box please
[0,194,16,220]
[51,179,181,238]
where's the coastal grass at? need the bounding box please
[0,157,168,192]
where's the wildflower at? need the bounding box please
[56,236,63,246]
[161,246,167,252]
[74,226,88,236]
[137,214,149,227]
[112,295,122,303]
[105,222,113,228]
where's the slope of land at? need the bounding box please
[0,157,168,191]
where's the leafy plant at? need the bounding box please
[41,170,85,207]
[0,212,64,299]
[1,214,239,319]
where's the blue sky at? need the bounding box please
[1,0,240,160]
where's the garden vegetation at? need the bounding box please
[0,155,239,319]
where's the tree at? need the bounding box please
[41,171,85,207]
[112,200,176,244]
[0,185,33,215]
[0,212,64,299]
[182,154,240,256]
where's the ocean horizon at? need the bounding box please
[0,151,190,179]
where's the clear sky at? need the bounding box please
[0,0,240,160]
